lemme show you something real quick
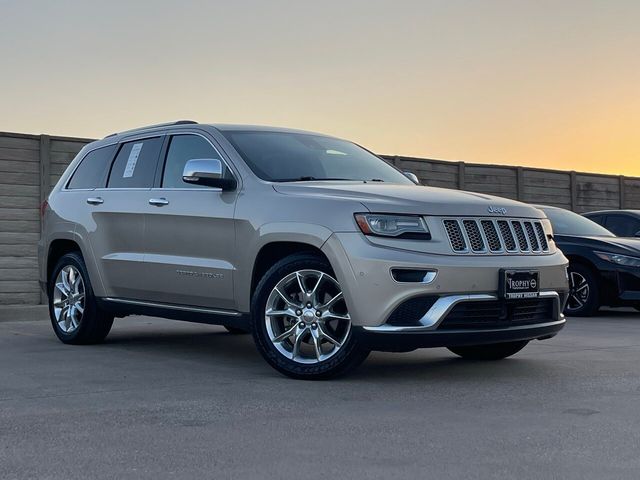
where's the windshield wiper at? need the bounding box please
[365,178,385,182]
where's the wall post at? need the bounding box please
[39,134,50,304]
[457,161,465,190]
[570,171,578,211]
[516,167,524,201]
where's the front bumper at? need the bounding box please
[321,232,570,328]
[357,317,565,352]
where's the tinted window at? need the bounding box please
[542,207,615,237]
[162,135,224,188]
[606,215,640,237]
[584,214,605,226]
[222,131,413,184]
[107,137,163,188]
[67,145,116,189]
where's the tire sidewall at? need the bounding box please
[251,254,367,379]
[565,263,599,317]
[48,252,99,343]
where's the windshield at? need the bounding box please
[541,207,615,237]
[222,130,414,184]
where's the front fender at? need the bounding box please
[234,222,334,313]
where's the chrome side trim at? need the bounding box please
[103,297,242,317]
[362,291,563,333]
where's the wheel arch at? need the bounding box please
[234,223,336,313]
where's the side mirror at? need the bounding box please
[403,171,420,185]
[635,230,640,238]
[182,158,236,190]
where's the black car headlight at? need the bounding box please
[354,213,431,240]
[595,251,640,267]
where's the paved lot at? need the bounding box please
[1,311,639,480]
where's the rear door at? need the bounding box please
[83,136,164,300]
[142,132,239,309]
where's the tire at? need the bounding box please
[448,340,529,360]
[224,326,248,334]
[48,252,114,345]
[251,253,369,380]
[565,263,600,317]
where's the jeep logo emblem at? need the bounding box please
[487,206,507,215]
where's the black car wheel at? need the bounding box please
[565,263,599,317]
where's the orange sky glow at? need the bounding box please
[1,0,638,176]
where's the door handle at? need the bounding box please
[149,198,169,206]
[86,197,104,205]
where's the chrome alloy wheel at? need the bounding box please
[567,271,589,312]
[265,269,351,364]
[52,265,85,334]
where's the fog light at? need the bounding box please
[391,269,437,283]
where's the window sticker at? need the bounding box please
[123,143,143,178]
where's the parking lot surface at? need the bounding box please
[1,310,639,480]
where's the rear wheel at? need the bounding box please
[48,252,114,345]
[565,263,599,317]
[251,253,369,380]
[448,340,529,360]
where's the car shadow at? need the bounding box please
[92,321,563,383]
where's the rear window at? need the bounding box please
[67,145,116,189]
[107,137,163,188]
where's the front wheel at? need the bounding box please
[251,253,369,380]
[565,263,600,317]
[447,341,529,360]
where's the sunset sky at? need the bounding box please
[1,0,638,176]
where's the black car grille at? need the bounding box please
[443,218,550,254]
[438,298,554,330]
[386,296,439,326]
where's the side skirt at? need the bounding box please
[97,297,250,330]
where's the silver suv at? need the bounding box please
[39,121,570,379]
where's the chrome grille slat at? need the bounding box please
[443,218,550,255]
[443,220,467,252]
[480,220,502,252]
[462,220,486,252]
[524,222,540,251]
[534,222,549,251]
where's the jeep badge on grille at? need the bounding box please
[487,206,507,215]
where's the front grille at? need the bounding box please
[462,220,485,252]
[438,298,554,330]
[443,220,466,251]
[443,218,550,255]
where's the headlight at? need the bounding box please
[594,251,640,267]
[354,213,431,239]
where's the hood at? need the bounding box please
[273,182,545,218]
[556,234,640,255]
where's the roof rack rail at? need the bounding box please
[104,120,198,138]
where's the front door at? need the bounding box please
[142,133,239,310]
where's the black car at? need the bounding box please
[537,205,640,316]
[583,209,640,238]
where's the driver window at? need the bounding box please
[162,135,224,188]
